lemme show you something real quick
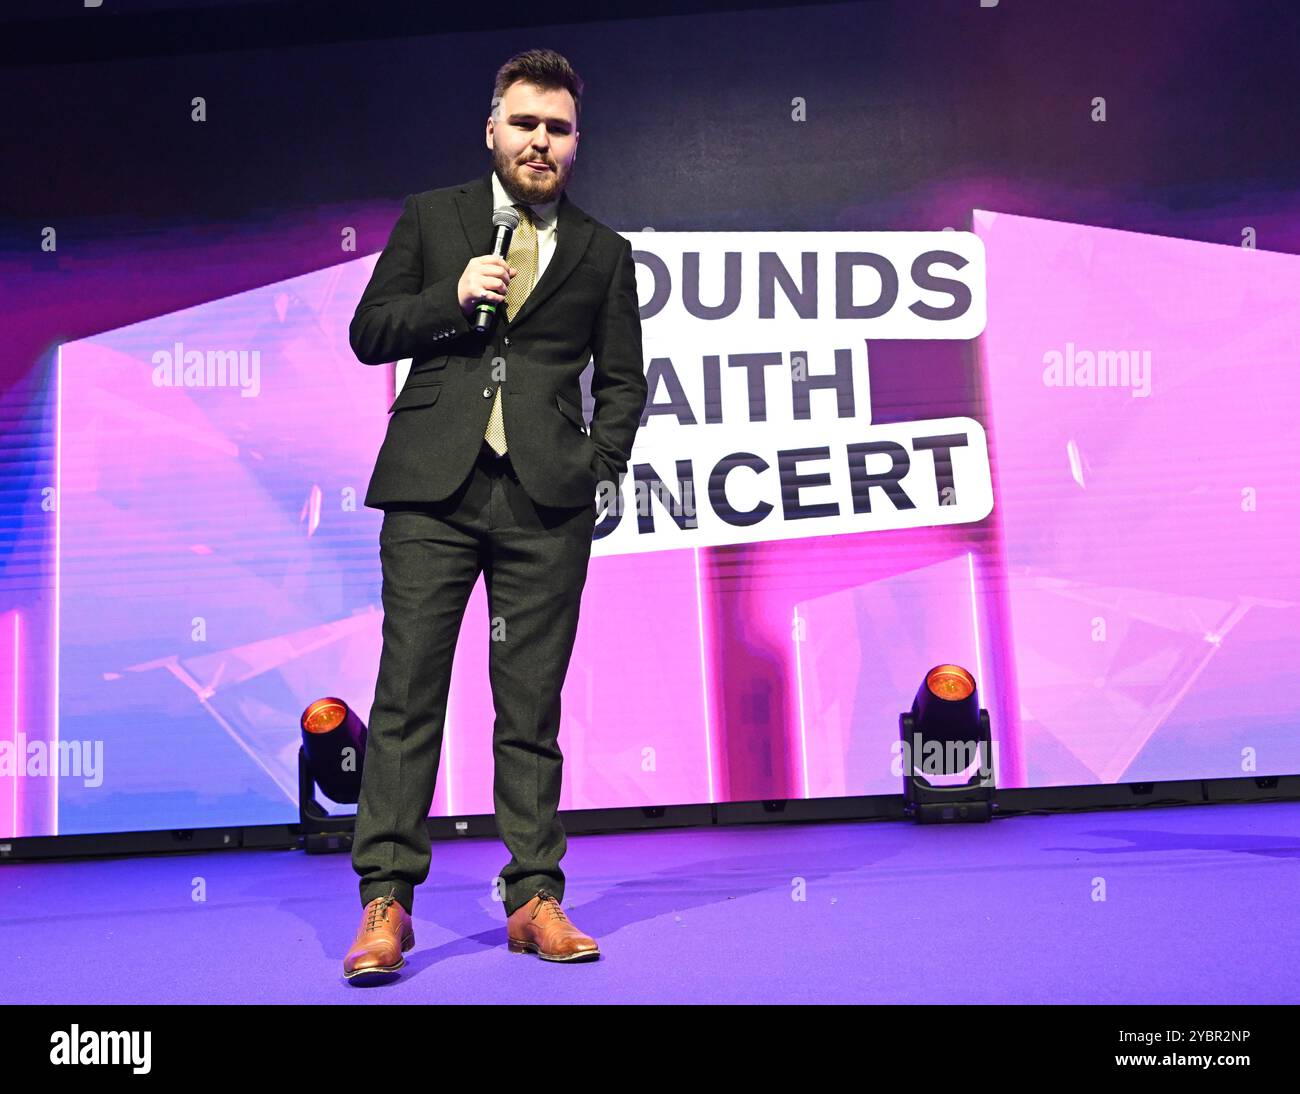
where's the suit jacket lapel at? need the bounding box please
[452,169,594,332]
[453,170,495,256]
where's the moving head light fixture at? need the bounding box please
[298,697,369,853]
[898,664,996,824]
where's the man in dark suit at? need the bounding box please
[341,49,646,981]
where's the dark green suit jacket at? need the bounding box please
[350,169,647,510]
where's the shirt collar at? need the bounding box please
[491,168,559,229]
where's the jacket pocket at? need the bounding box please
[407,355,449,383]
[389,383,442,414]
[555,393,586,432]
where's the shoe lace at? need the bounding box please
[530,888,568,923]
[367,886,399,931]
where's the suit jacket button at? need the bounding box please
[483,387,492,397]
[504,336,511,345]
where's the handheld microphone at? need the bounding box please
[474,206,521,334]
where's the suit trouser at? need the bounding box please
[352,440,598,918]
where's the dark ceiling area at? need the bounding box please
[0,0,844,65]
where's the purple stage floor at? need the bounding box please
[3,801,1298,1004]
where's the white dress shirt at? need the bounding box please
[491,168,558,280]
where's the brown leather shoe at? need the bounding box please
[343,887,414,982]
[506,888,600,961]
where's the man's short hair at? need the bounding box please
[491,48,584,126]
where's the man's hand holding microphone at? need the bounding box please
[458,256,517,319]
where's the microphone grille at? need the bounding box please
[492,206,520,229]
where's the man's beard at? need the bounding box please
[493,143,567,204]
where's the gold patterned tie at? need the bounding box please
[483,204,537,456]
